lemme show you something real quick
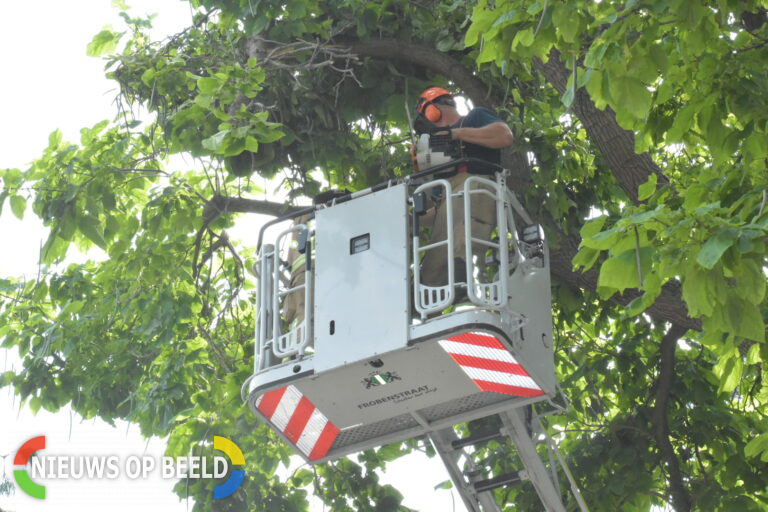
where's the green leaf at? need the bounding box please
[716,355,743,393]
[679,1,706,29]
[376,442,405,461]
[609,76,652,120]
[597,247,653,291]
[252,125,285,144]
[436,35,458,52]
[141,68,156,87]
[573,246,600,271]
[624,289,660,316]
[580,216,607,238]
[682,265,715,316]
[648,44,669,74]
[581,226,623,250]
[86,27,123,56]
[492,9,522,28]
[202,130,228,152]
[244,136,260,153]
[696,228,738,269]
[0,370,15,387]
[516,27,535,47]
[61,300,86,316]
[526,1,544,14]
[682,184,708,212]
[638,173,657,201]
[562,84,575,109]
[465,8,496,47]
[10,195,26,220]
[48,129,63,149]
[744,131,768,161]
[78,216,108,249]
[747,344,761,365]
[477,40,497,64]
[553,5,580,43]
[618,208,661,226]
[726,298,765,342]
[745,433,768,461]
[585,68,608,109]
[667,103,697,143]
[29,396,42,414]
[197,77,220,95]
[41,234,68,264]
[291,468,314,487]
[733,258,766,305]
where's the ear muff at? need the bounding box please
[423,103,442,122]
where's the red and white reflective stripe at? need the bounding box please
[255,385,340,460]
[439,332,544,398]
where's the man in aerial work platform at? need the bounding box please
[282,213,312,329]
[412,87,514,288]
[282,189,350,330]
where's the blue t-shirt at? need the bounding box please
[451,107,504,174]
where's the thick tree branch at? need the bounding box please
[533,48,668,204]
[651,324,692,512]
[195,196,299,281]
[203,195,299,224]
[342,39,498,109]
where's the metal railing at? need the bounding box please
[253,164,529,372]
[254,223,313,372]
[412,172,522,319]
[412,178,456,315]
[464,174,509,309]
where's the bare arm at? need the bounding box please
[451,121,514,149]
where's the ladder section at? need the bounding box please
[430,425,507,512]
[429,408,588,512]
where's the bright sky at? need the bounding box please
[0,2,461,511]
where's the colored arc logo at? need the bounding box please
[213,436,246,499]
[14,436,46,499]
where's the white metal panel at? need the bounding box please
[313,184,409,373]
[506,251,556,395]
[298,342,479,428]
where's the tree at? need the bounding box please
[1,0,767,510]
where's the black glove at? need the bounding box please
[413,114,436,135]
[413,113,452,137]
[313,188,350,205]
[429,126,452,137]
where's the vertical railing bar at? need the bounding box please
[412,179,455,317]
[496,173,510,308]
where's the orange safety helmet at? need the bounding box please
[415,87,455,123]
